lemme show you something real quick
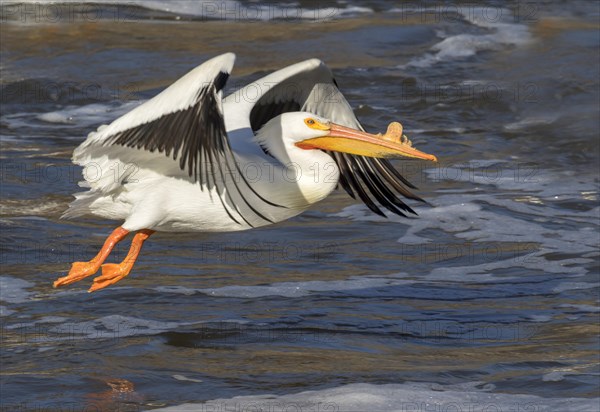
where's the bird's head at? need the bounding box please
[282,112,437,161]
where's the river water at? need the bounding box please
[1,1,599,411]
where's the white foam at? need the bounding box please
[335,164,598,284]
[401,7,532,68]
[426,255,584,281]
[344,193,596,256]
[172,374,203,383]
[1,101,140,138]
[128,1,372,21]
[2,1,373,21]
[505,115,560,131]
[543,371,567,382]
[35,111,75,125]
[36,101,141,128]
[153,382,600,412]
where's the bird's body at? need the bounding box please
[69,112,340,233]
[54,53,437,292]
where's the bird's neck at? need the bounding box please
[253,129,339,208]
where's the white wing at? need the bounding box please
[72,53,285,227]
[224,58,361,136]
[225,59,424,217]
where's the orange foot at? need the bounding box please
[88,229,154,293]
[88,263,133,293]
[53,226,130,289]
[53,261,101,288]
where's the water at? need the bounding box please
[1,1,599,410]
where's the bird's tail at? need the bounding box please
[61,190,98,220]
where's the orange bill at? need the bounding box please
[296,122,437,162]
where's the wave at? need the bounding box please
[335,163,599,290]
[398,7,533,68]
[153,381,599,412]
[157,273,415,298]
[0,276,35,304]
[1,1,373,22]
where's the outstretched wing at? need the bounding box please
[226,59,424,217]
[75,53,284,227]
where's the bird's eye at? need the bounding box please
[304,118,328,130]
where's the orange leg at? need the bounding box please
[54,227,130,288]
[89,229,155,293]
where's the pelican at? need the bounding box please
[53,53,437,292]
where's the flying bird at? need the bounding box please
[53,53,437,292]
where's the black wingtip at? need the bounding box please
[214,71,230,93]
[329,151,428,219]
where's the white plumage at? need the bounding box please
[55,53,437,292]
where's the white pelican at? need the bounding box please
[53,53,437,292]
